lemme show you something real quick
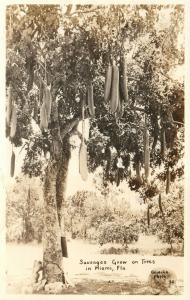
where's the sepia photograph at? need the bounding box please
[2,2,187,296]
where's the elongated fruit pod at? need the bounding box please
[43,86,52,122]
[116,97,120,118]
[152,122,159,153]
[79,141,88,181]
[166,168,171,194]
[144,128,150,180]
[160,127,166,159]
[105,146,111,176]
[40,103,48,130]
[135,160,142,183]
[115,168,120,187]
[33,99,39,122]
[10,150,15,177]
[158,193,163,214]
[61,236,68,257]
[10,105,17,138]
[114,169,118,186]
[87,83,95,116]
[110,65,119,113]
[116,168,124,187]
[6,123,10,138]
[116,91,124,118]
[147,205,150,226]
[6,86,12,126]
[39,81,43,104]
[119,54,128,103]
[104,64,112,102]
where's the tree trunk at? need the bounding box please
[56,139,71,258]
[23,216,34,242]
[56,138,71,229]
[34,81,79,286]
[42,138,71,283]
[43,161,64,283]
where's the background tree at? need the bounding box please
[6,4,184,286]
[6,175,43,243]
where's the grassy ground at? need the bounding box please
[6,236,184,295]
[41,280,152,295]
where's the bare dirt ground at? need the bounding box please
[6,235,184,295]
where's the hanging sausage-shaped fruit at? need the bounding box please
[79,96,88,181]
[6,85,13,126]
[144,127,150,180]
[166,167,171,194]
[119,53,128,103]
[104,64,112,103]
[40,102,48,130]
[158,193,164,215]
[43,85,52,122]
[10,105,17,139]
[79,141,88,181]
[87,82,95,116]
[110,64,119,113]
[135,159,142,183]
[160,127,166,159]
[10,149,15,177]
[147,205,150,226]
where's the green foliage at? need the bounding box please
[6,5,184,189]
[64,183,142,244]
[98,221,139,245]
[6,6,184,251]
[100,246,139,255]
[144,180,184,248]
[21,133,50,177]
[6,176,43,243]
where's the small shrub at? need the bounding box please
[100,247,124,255]
[98,221,139,246]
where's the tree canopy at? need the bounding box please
[6,4,184,198]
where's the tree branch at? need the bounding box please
[60,118,80,139]
[75,130,87,143]
[34,70,47,89]
[173,121,184,126]
[130,105,145,112]
[65,6,102,17]
[156,70,183,84]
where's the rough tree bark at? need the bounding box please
[56,138,71,259]
[42,135,72,284]
[56,138,71,229]
[40,83,79,285]
[43,160,64,283]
